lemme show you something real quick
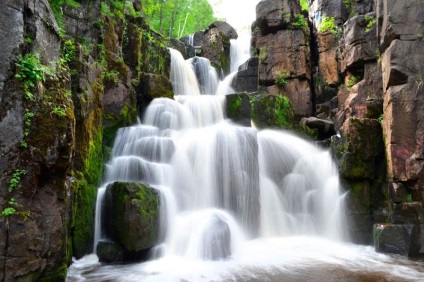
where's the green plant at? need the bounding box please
[275,71,290,87]
[343,0,352,11]
[52,106,67,117]
[364,15,376,32]
[274,95,293,128]
[291,14,308,31]
[49,0,81,31]
[15,53,52,101]
[346,75,358,88]
[103,70,121,84]
[300,0,308,11]
[9,169,27,192]
[2,207,16,218]
[318,16,341,36]
[377,114,384,123]
[407,194,413,202]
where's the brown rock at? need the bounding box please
[139,74,173,103]
[202,26,232,76]
[255,0,301,34]
[256,29,310,84]
[317,33,339,85]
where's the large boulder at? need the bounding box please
[373,224,420,256]
[109,182,160,252]
[226,93,252,127]
[138,73,173,104]
[202,22,237,76]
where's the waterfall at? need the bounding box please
[187,56,219,94]
[71,31,424,282]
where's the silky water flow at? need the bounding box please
[68,37,424,282]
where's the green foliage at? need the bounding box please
[300,0,308,11]
[318,16,341,36]
[1,207,16,218]
[364,15,376,32]
[274,95,293,128]
[52,106,67,117]
[61,39,77,63]
[49,0,81,31]
[9,169,27,193]
[377,114,384,123]
[343,0,352,11]
[346,75,358,88]
[407,194,413,202]
[15,53,52,101]
[141,0,217,39]
[274,71,290,87]
[291,14,308,31]
[103,70,121,85]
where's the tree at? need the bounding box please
[142,0,216,39]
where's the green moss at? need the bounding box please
[228,96,242,117]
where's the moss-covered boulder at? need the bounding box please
[250,94,294,129]
[225,93,252,127]
[96,241,124,263]
[138,73,174,105]
[110,182,160,252]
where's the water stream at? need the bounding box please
[68,13,424,282]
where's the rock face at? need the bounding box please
[202,21,238,76]
[0,0,174,279]
[232,58,259,93]
[253,0,312,117]
[374,224,420,256]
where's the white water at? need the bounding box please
[70,25,424,282]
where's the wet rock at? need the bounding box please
[232,57,258,93]
[250,94,294,129]
[202,216,231,260]
[389,182,408,204]
[97,241,124,263]
[331,118,383,179]
[110,182,160,252]
[226,93,252,127]
[373,224,420,256]
[392,202,423,225]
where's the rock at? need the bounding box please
[207,21,238,40]
[97,241,124,263]
[255,29,310,84]
[392,202,423,225]
[389,182,408,204]
[110,182,160,252]
[167,38,192,59]
[317,33,339,86]
[341,13,378,73]
[0,0,24,96]
[331,118,383,179]
[232,57,258,93]
[138,74,173,103]
[226,93,252,127]
[376,0,424,52]
[254,0,301,34]
[202,216,231,260]
[250,94,294,129]
[300,117,335,139]
[202,25,233,75]
[373,224,420,256]
[266,79,313,117]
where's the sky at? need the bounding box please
[207,0,262,31]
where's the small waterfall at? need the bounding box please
[170,48,201,95]
[230,33,251,73]
[188,56,219,94]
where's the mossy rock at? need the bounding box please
[225,93,252,126]
[110,182,160,251]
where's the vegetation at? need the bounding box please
[49,0,81,32]
[274,71,290,87]
[364,15,376,32]
[300,0,308,11]
[318,16,341,36]
[291,14,308,31]
[141,0,217,39]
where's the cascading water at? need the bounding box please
[68,20,424,282]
